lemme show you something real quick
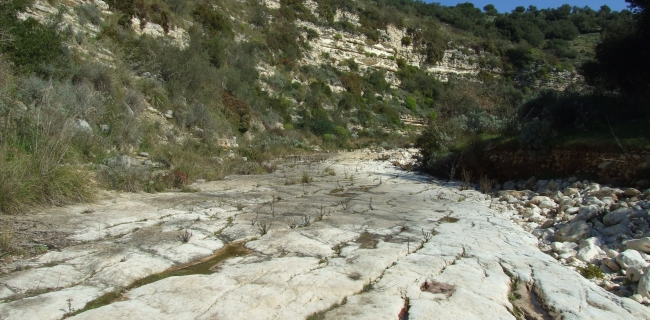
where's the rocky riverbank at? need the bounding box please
[486,176,650,304]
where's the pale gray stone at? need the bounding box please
[579,237,604,249]
[626,266,643,282]
[577,244,605,264]
[573,205,599,222]
[555,220,592,243]
[602,224,631,237]
[625,237,650,253]
[639,266,650,299]
[603,208,632,226]
[602,257,621,272]
[616,250,650,270]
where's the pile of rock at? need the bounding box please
[374,148,419,167]
[488,177,650,304]
[103,153,163,169]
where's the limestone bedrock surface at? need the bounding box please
[1,152,648,319]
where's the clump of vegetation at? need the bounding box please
[578,264,604,279]
[178,229,193,243]
[301,171,311,184]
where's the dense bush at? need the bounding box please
[519,117,552,151]
[415,124,454,168]
[193,3,232,37]
[0,1,65,74]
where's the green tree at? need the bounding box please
[582,0,650,97]
[483,4,497,16]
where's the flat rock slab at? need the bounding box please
[1,151,648,319]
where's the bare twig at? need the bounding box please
[607,116,631,160]
[422,228,432,241]
[257,221,272,235]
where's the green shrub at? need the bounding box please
[373,103,400,126]
[365,70,389,92]
[335,126,349,140]
[518,118,553,156]
[305,28,319,40]
[428,111,438,122]
[578,264,604,279]
[341,58,359,72]
[305,108,335,135]
[267,22,303,60]
[405,96,417,111]
[415,124,454,167]
[545,20,580,40]
[456,110,508,134]
[1,17,64,74]
[75,3,102,26]
[193,3,233,37]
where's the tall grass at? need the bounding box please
[0,148,94,214]
[0,68,95,214]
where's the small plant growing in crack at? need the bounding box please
[332,244,342,256]
[317,202,325,221]
[398,289,410,320]
[236,200,244,211]
[508,278,520,301]
[479,175,495,194]
[460,168,472,191]
[362,280,373,292]
[301,214,311,227]
[178,229,192,243]
[301,171,310,185]
[422,228,432,241]
[340,199,351,210]
[270,196,276,217]
[287,218,298,229]
[62,297,75,316]
[448,161,458,182]
[257,221,272,235]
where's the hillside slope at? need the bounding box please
[0,0,642,214]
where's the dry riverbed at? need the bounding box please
[0,151,648,319]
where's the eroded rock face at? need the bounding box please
[0,151,648,320]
